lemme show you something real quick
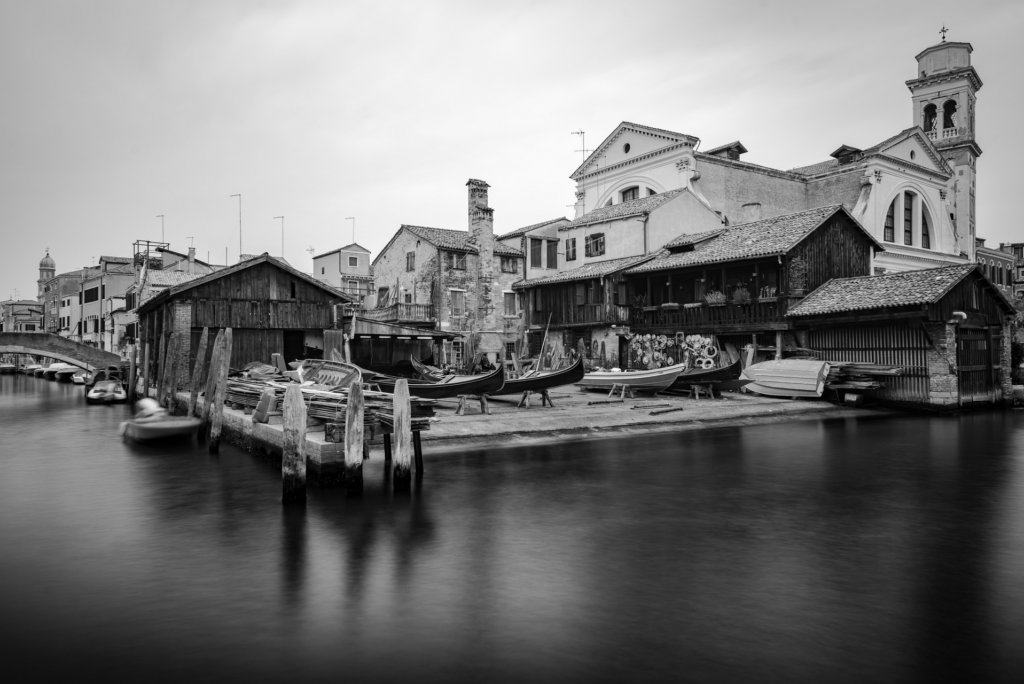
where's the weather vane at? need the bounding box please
[940,25,948,42]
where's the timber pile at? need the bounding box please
[824,362,903,391]
[225,377,436,430]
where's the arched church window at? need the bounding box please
[921,208,931,249]
[621,186,639,202]
[943,100,958,129]
[923,104,937,132]
[903,192,914,246]
[884,200,895,242]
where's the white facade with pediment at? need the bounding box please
[566,39,983,277]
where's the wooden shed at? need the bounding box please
[787,264,1015,408]
[136,253,354,384]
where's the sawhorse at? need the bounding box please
[517,389,554,408]
[608,383,635,400]
[455,393,491,415]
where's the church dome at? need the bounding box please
[39,250,55,270]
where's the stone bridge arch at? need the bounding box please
[0,332,122,372]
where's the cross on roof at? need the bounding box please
[940,25,948,42]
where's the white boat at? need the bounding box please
[120,415,202,442]
[0,362,16,374]
[86,379,128,404]
[575,362,687,393]
[54,366,80,382]
[71,370,88,385]
[740,359,830,398]
[42,362,75,380]
[20,364,41,375]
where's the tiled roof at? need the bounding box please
[663,228,728,250]
[627,205,852,274]
[402,225,522,256]
[789,126,940,177]
[100,255,132,264]
[564,189,687,229]
[498,217,568,240]
[512,254,655,289]
[786,264,979,317]
[146,270,206,287]
[788,159,840,176]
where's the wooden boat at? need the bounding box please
[292,359,362,391]
[371,364,505,399]
[575,362,687,393]
[669,358,743,391]
[87,379,128,404]
[120,415,202,442]
[410,356,451,382]
[492,356,586,396]
[740,359,830,398]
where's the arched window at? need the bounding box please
[923,104,937,132]
[621,186,639,202]
[903,192,914,246]
[921,208,931,249]
[884,200,895,242]
[943,100,958,129]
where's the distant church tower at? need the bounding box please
[906,34,982,257]
[37,249,55,300]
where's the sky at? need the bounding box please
[2,0,1020,301]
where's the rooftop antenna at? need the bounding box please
[572,130,591,164]
[186,236,195,248]
[345,216,355,243]
[306,245,315,258]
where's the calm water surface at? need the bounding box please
[1,374,1023,683]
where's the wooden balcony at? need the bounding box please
[529,304,631,328]
[362,303,436,324]
[630,298,793,333]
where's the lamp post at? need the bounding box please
[274,216,284,257]
[156,214,165,242]
[230,194,242,260]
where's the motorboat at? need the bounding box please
[740,359,830,398]
[20,364,41,375]
[575,362,687,394]
[119,399,201,442]
[71,370,89,385]
[54,365,80,382]
[0,362,15,374]
[86,379,128,404]
[43,362,76,380]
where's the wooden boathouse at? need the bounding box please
[136,253,355,387]
[787,264,1015,408]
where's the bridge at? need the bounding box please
[0,332,123,372]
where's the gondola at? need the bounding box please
[410,356,450,382]
[370,364,505,399]
[668,358,743,391]
[492,356,585,396]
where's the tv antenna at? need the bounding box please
[345,216,355,242]
[306,246,315,256]
[572,130,591,164]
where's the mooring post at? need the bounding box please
[201,329,225,437]
[141,341,150,400]
[188,327,209,418]
[208,328,232,454]
[162,333,180,409]
[282,384,307,504]
[155,333,166,402]
[127,344,138,405]
[345,382,365,494]
[392,379,413,491]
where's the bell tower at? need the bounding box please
[906,33,982,257]
[37,248,55,300]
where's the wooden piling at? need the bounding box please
[188,327,209,418]
[345,382,365,494]
[201,330,225,436]
[392,379,413,491]
[141,341,150,400]
[127,344,138,404]
[155,333,166,402]
[281,384,307,504]
[208,328,232,453]
[161,333,180,409]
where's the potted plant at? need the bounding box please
[704,290,727,306]
[731,286,751,305]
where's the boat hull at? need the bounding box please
[575,363,687,393]
[669,359,743,390]
[120,417,202,442]
[493,357,586,395]
[372,365,505,399]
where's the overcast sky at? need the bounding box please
[2,0,1019,301]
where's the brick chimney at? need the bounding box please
[466,178,497,339]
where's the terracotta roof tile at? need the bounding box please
[498,217,569,240]
[627,206,849,274]
[564,189,686,229]
[512,254,655,289]
[403,225,523,256]
[786,264,978,317]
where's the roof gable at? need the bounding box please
[563,188,688,229]
[570,122,699,180]
[398,225,522,256]
[790,127,951,177]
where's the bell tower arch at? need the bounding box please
[906,34,982,259]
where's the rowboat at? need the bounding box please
[86,379,128,404]
[740,359,830,398]
[492,356,586,396]
[669,358,743,391]
[575,362,687,393]
[292,358,362,391]
[120,416,202,442]
[371,365,506,399]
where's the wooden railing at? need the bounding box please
[630,298,790,330]
[529,305,631,327]
[362,303,436,323]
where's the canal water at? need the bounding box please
[1,374,1023,683]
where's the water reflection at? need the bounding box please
[2,375,1023,682]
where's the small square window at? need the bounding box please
[348,256,358,267]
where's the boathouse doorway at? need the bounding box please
[956,325,1000,405]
